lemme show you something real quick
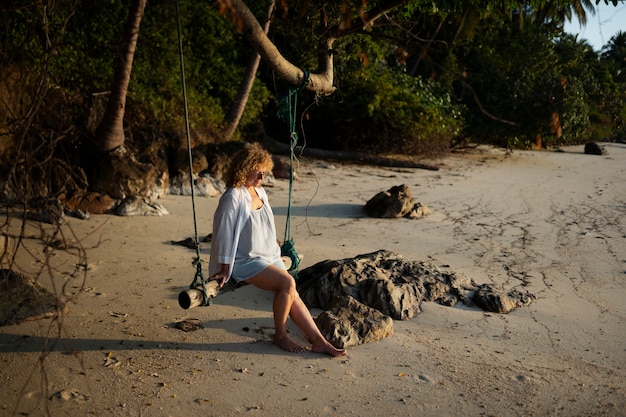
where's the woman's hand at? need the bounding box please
[208,268,228,288]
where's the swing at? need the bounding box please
[276,71,310,277]
[174,1,219,310]
[177,2,306,309]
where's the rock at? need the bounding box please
[25,198,65,224]
[272,155,298,180]
[114,195,169,216]
[174,318,204,332]
[584,142,605,155]
[202,141,249,180]
[364,184,431,218]
[297,250,476,320]
[169,172,226,197]
[471,284,535,314]
[314,295,394,348]
[172,148,209,175]
[0,269,68,326]
[91,146,169,201]
[298,250,535,319]
[60,192,116,215]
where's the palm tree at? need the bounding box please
[532,0,595,27]
[601,31,626,82]
[94,0,147,154]
[221,1,275,141]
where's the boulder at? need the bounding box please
[114,195,169,216]
[364,184,431,219]
[471,284,535,314]
[272,154,299,180]
[169,172,226,197]
[314,295,394,348]
[91,146,169,201]
[297,250,476,320]
[60,192,116,215]
[0,269,68,326]
[172,147,209,175]
[25,197,65,224]
[202,141,249,180]
[298,250,535,320]
[584,142,605,155]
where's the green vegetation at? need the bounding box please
[1,0,624,176]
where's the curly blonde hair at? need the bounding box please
[225,142,274,188]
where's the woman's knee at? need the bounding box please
[276,272,296,294]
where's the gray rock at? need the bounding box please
[472,283,535,314]
[0,269,68,326]
[584,142,605,155]
[297,250,476,320]
[169,172,225,197]
[364,184,430,218]
[114,195,169,216]
[314,295,394,348]
[298,250,535,320]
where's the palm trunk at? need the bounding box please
[94,0,147,153]
[221,1,275,141]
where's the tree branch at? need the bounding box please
[221,0,410,95]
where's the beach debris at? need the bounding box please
[175,318,204,332]
[171,234,212,249]
[364,184,431,219]
[471,284,535,313]
[298,250,534,321]
[314,295,394,348]
[171,237,197,249]
[0,269,68,326]
[103,352,120,368]
[584,142,606,155]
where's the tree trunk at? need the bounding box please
[94,0,147,153]
[221,0,275,141]
[222,0,408,95]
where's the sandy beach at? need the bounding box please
[1,143,625,417]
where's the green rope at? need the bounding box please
[176,0,210,306]
[277,71,310,277]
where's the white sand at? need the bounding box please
[1,143,625,416]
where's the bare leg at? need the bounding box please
[288,293,346,357]
[245,266,346,357]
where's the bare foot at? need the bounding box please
[311,340,347,357]
[273,334,306,353]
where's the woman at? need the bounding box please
[207,143,346,357]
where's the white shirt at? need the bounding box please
[208,185,274,283]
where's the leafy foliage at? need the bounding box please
[304,56,464,155]
[451,16,597,148]
[0,0,624,180]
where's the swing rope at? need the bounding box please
[277,71,310,277]
[176,0,210,306]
